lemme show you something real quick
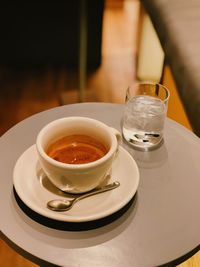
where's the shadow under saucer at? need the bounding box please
[13,187,138,231]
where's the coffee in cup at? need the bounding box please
[46,134,108,164]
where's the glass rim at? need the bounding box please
[126,82,170,103]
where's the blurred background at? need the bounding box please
[0,0,138,136]
[0,0,199,266]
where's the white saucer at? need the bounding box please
[13,145,140,223]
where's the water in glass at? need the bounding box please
[122,95,166,149]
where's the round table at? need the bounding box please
[0,103,200,267]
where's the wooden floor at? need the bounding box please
[0,1,199,266]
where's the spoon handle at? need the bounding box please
[74,181,120,203]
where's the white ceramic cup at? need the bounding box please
[36,117,121,193]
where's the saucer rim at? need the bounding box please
[13,145,140,223]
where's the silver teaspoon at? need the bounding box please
[47,181,120,212]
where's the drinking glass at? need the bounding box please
[122,82,170,150]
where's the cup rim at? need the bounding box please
[36,116,118,170]
[127,82,170,104]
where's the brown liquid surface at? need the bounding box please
[47,134,108,164]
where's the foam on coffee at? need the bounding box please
[47,134,108,164]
